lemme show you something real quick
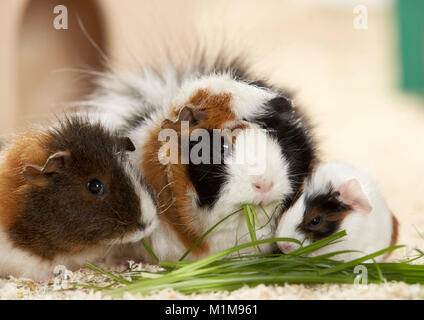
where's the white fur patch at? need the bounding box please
[0,229,114,280]
[172,73,277,119]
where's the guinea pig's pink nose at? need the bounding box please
[278,243,293,254]
[252,181,274,193]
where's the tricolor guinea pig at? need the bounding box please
[0,116,158,280]
[81,54,317,261]
[275,161,399,262]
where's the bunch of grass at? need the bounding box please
[77,205,424,297]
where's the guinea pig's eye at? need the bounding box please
[86,179,105,196]
[309,216,322,227]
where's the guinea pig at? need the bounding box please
[80,53,317,261]
[275,161,399,262]
[0,116,158,280]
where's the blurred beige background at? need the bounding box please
[0,0,424,298]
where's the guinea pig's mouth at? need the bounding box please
[120,229,146,244]
[251,194,278,206]
[106,219,159,245]
[252,199,269,206]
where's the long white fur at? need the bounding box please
[276,161,394,262]
[75,68,181,131]
[0,227,154,281]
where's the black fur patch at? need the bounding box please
[183,54,316,210]
[250,95,316,210]
[8,116,144,260]
[183,53,251,208]
[186,131,228,208]
[179,48,269,89]
[297,186,352,242]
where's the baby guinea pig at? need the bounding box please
[275,161,399,262]
[0,116,158,280]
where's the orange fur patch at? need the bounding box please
[170,89,235,131]
[140,89,239,257]
[390,213,399,247]
[140,126,209,256]
[0,132,49,228]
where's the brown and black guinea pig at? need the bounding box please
[0,116,158,280]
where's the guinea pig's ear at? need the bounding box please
[166,106,206,126]
[178,106,206,124]
[23,151,71,186]
[121,137,136,152]
[336,179,372,215]
[268,96,293,114]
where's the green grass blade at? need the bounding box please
[175,238,298,275]
[178,208,243,261]
[285,230,348,257]
[86,263,131,285]
[243,205,258,253]
[317,245,405,276]
[141,238,159,263]
[81,222,424,298]
[259,205,270,220]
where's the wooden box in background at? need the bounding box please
[0,0,106,135]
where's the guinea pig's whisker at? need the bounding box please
[157,194,175,208]
[198,171,210,182]
[288,172,310,178]
[115,220,131,226]
[107,203,125,221]
[102,239,121,260]
[103,199,132,227]
[158,198,176,215]
[196,167,225,182]
[158,199,173,210]
[284,147,313,152]
[157,181,174,198]
[52,67,110,78]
